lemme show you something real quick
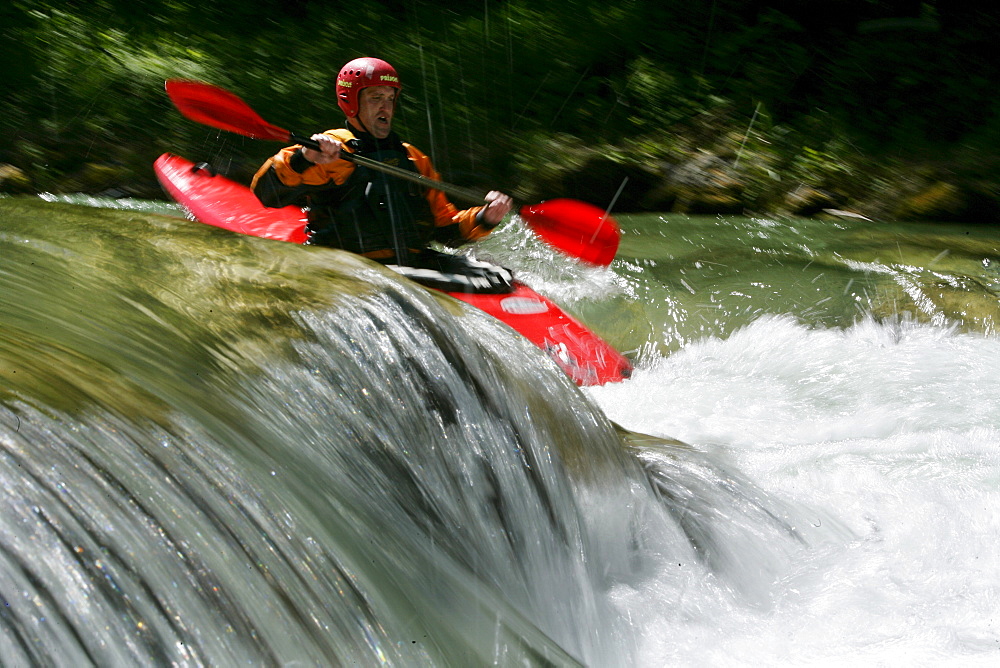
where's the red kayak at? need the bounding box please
[154,153,631,386]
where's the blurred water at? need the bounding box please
[3,196,1000,665]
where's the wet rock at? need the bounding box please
[0,164,32,194]
[783,185,844,216]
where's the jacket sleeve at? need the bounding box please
[404,144,495,244]
[251,129,357,208]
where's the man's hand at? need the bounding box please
[301,134,343,164]
[481,191,514,226]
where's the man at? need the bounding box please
[252,57,513,276]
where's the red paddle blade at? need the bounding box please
[519,198,621,266]
[165,79,292,142]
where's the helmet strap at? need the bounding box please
[348,114,371,136]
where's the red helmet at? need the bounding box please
[336,57,402,118]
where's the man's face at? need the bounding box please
[356,86,396,138]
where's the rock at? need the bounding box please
[0,164,33,194]
[783,185,844,216]
[893,181,966,221]
[657,151,746,214]
[62,162,131,193]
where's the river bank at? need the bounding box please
[3,131,996,225]
[508,125,1000,225]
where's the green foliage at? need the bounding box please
[621,57,704,134]
[790,145,853,189]
[0,0,997,206]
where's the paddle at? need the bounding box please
[165,79,620,266]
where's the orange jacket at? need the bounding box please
[251,128,494,247]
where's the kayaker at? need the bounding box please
[251,56,513,274]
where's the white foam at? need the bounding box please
[588,315,1000,665]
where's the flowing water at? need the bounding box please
[2,194,999,666]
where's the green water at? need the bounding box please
[606,212,1000,357]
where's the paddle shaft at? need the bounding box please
[289,133,487,206]
[290,133,619,265]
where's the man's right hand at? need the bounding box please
[301,134,342,164]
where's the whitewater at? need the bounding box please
[2,195,999,665]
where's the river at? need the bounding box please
[2,193,999,665]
